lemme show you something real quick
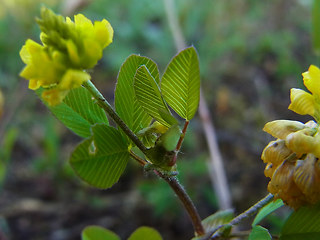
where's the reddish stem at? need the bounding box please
[156,171,205,236]
[176,120,189,151]
[169,120,189,166]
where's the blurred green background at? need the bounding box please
[0,0,317,239]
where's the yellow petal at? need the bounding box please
[42,88,68,106]
[305,120,318,128]
[19,45,30,64]
[285,128,317,155]
[74,13,93,33]
[264,163,275,178]
[269,160,297,194]
[82,39,102,68]
[66,17,73,25]
[66,40,80,66]
[28,79,41,90]
[261,139,292,165]
[303,65,320,95]
[58,69,90,90]
[310,132,320,158]
[293,155,320,203]
[269,160,305,209]
[94,19,114,48]
[20,64,36,80]
[288,88,315,116]
[263,120,305,139]
[25,39,44,56]
[19,39,43,64]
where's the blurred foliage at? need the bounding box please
[0,0,319,239]
[0,88,3,118]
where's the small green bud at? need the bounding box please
[145,124,181,170]
[159,124,181,152]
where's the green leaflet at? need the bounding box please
[128,226,162,240]
[37,87,108,138]
[70,124,129,189]
[82,226,120,240]
[115,55,158,134]
[249,225,272,240]
[161,46,200,120]
[252,199,284,226]
[134,65,172,127]
[280,201,320,240]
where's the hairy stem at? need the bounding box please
[83,80,147,154]
[156,171,205,236]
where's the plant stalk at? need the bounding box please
[176,120,189,151]
[83,80,147,154]
[156,171,205,236]
[169,120,189,166]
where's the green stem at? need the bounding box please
[156,172,205,236]
[206,194,274,240]
[83,80,147,154]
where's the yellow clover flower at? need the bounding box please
[289,65,320,121]
[262,118,320,209]
[262,66,320,209]
[19,7,113,106]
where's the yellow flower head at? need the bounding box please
[262,119,320,209]
[19,7,113,106]
[262,65,320,209]
[289,65,320,121]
